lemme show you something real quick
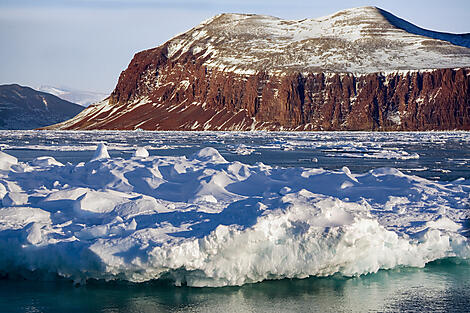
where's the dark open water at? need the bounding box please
[1,131,469,181]
[1,260,469,313]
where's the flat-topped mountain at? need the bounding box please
[0,84,84,130]
[49,7,470,131]
[162,7,470,74]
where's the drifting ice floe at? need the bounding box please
[0,145,468,287]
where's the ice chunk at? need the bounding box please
[134,147,149,158]
[90,143,110,161]
[42,188,89,201]
[114,196,172,219]
[232,144,254,155]
[192,147,227,163]
[2,192,28,206]
[0,151,17,171]
[279,186,291,195]
[30,156,63,167]
[0,207,51,231]
[340,181,354,189]
[73,190,127,216]
[128,218,137,231]
[26,222,43,245]
[426,216,461,232]
[342,166,358,183]
[193,194,218,203]
[0,183,6,199]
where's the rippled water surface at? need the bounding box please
[1,130,469,181]
[1,260,469,313]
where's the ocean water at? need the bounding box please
[0,130,469,312]
[1,260,469,313]
[1,130,469,181]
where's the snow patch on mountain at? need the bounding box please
[38,86,108,107]
[165,6,470,74]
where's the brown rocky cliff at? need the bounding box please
[57,46,470,131]
[47,8,470,131]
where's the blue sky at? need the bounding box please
[1,0,469,93]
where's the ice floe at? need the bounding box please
[0,144,468,287]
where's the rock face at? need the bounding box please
[49,7,470,131]
[0,84,84,130]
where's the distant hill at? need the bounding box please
[0,84,84,130]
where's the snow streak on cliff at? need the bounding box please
[48,7,470,131]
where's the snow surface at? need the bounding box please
[0,144,468,287]
[165,7,470,74]
[38,86,108,107]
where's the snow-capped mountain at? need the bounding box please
[0,84,84,130]
[37,86,108,107]
[162,7,470,74]
[49,7,470,131]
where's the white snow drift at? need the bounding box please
[0,145,468,286]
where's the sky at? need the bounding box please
[1,0,469,94]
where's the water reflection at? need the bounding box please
[1,260,469,313]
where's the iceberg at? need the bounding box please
[0,144,468,287]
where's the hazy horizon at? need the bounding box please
[1,0,469,94]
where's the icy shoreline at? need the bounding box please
[0,145,468,287]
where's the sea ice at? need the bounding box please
[0,151,17,171]
[91,143,110,161]
[134,147,149,158]
[0,144,468,286]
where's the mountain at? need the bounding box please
[0,84,84,130]
[48,7,470,131]
[37,85,108,107]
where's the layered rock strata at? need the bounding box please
[48,7,470,131]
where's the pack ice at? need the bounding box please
[0,146,468,287]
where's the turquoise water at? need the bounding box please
[1,260,469,313]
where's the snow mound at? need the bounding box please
[134,147,149,158]
[0,151,17,170]
[30,156,64,167]
[192,147,227,163]
[91,143,110,161]
[0,148,468,287]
